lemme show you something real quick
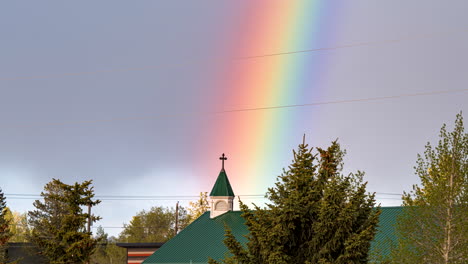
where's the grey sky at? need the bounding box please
[1,1,467,237]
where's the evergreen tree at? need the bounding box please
[390,113,468,264]
[0,188,12,263]
[28,179,101,264]
[210,139,380,264]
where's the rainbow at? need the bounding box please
[196,1,344,196]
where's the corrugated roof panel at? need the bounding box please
[144,207,403,264]
[143,211,247,264]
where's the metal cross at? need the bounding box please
[220,153,227,170]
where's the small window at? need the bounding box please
[215,201,228,211]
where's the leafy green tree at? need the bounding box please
[104,237,127,264]
[389,113,468,264]
[120,205,190,243]
[91,227,126,264]
[28,178,101,264]
[175,205,192,235]
[91,226,108,264]
[5,209,30,242]
[188,192,210,220]
[210,140,380,264]
[0,188,12,263]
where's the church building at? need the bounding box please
[142,155,401,264]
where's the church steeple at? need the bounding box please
[210,154,235,218]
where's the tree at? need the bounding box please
[210,139,380,264]
[28,178,101,264]
[91,226,108,264]
[102,236,126,264]
[90,227,126,264]
[390,113,468,264]
[0,188,12,263]
[119,205,190,243]
[5,209,30,242]
[188,192,210,220]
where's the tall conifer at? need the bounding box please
[210,140,380,264]
[28,179,101,264]
[0,188,12,262]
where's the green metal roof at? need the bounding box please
[143,211,248,264]
[209,169,234,197]
[143,207,403,264]
[370,206,403,256]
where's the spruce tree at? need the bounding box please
[0,188,12,263]
[389,113,468,264]
[28,179,101,264]
[210,139,380,264]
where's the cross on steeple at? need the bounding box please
[211,153,234,218]
[220,153,227,170]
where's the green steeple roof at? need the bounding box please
[209,169,234,197]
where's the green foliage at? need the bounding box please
[119,205,191,243]
[389,113,468,264]
[91,227,126,264]
[208,251,238,264]
[0,188,12,262]
[188,192,210,221]
[212,140,380,264]
[95,242,126,264]
[5,210,30,243]
[28,178,101,264]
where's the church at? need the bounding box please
[142,155,401,264]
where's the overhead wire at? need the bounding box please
[3,88,467,129]
[1,27,467,82]
[0,27,466,128]
[7,192,402,231]
[237,27,468,59]
[1,26,439,212]
[5,192,403,200]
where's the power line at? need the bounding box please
[8,223,171,230]
[5,194,266,197]
[3,88,467,129]
[237,28,468,59]
[4,193,265,201]
[375,192,404,196]
[215,89,468,114]
[1,28,467,82]
[5,192,402,200]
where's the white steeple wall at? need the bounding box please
[210,196,234,218]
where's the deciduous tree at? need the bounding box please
[188,192,209,220]
[211,139,380,264]
[120,205,190,243]
[390,113,468,264]
[91,227,126,264]
[5,210,30,242]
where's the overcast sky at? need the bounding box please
[1,1,467,237]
